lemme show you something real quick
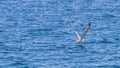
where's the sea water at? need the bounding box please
[0,0,120,68]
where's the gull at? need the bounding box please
[67,21,91,43]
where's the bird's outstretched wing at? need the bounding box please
[67,21,81,42]
[81,22,91,41]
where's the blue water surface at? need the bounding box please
[0,0,120,68]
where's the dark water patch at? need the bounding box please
[0,45,23,51]
[27,28,52,32]
[99,40,113,43]
[114,45,120,48]
[26,48,62,53]
[98,65,120,68]
[113,56,120,61]
[9,62,29,67]
[26,28,53,37]
[0,22,20,29]
[102,13,116,19]
[114,38,120,41]
[0,29,4,32]
[43,15,63,22]
[99,38,114,44]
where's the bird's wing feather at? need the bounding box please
[67,21,81,41]
[81,22,91,41]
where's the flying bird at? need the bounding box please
[67,22,91,43]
